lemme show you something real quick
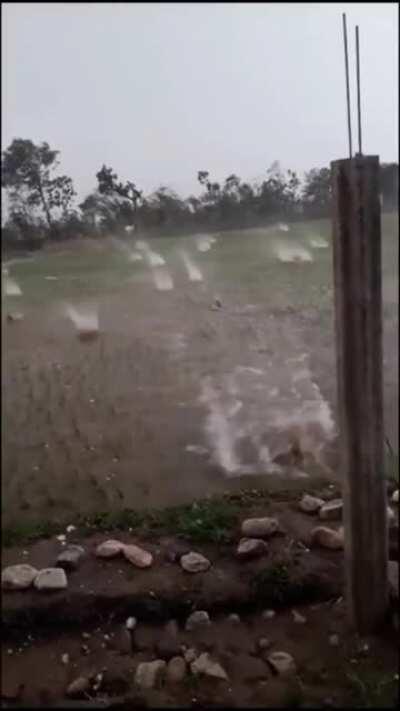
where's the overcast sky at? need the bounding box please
[2,2,398,201]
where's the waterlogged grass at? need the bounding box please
[1,490,253,547]
[2,487,308,548]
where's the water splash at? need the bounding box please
[180,251,203,282]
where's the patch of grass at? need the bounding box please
[251,560,291,604]
[345,668,399,708]
[1,488,271,548]
[2,520,61,547]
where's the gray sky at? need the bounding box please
[2,2,398,202]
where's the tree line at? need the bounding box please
[1,138,398,251]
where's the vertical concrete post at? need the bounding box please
[331,155,388,633]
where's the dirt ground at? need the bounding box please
[2,490,398,708]
[2,218,398,528]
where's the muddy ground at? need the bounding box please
[2,218,398,528]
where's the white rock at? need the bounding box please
[180,552,211,573]
[166,656,187,683]
[329,634,340,647]
[66,525,76,533]
[185,610,211,631]
[95,540,125,558]
[122,543,153,568]
[228,614,241,624]
[61,653,70,665]
[262,609,276,620]
[66,677,90,698]
[258,637,271,651]
[2,564,38,590]
[236,538,268,560]
[292,610,307,624]
[267,651,296,676]
[126,616,137,630]
[191,653,228,680]
[56,545,85,570]
[241,517,280,538]
[319,499,343,521]
[56,534,67,543]
[135,660,166,690]
[392,490,399,504]
[299,494,324,514]
[34,568,68,591]
[184,648,197,664]
[310,526,344,550]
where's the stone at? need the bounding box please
[236,537,268,560]
[310,526,344,550]
[329,634,340,647]
[66,677,90,698]
[257,638,272,652]
[181,552,211,573]
[392,490,399,504]
[61,653,70,665]
[184,648,197,664]
[319,499,343,521]
[262,609,276,620]
[2,564,38,590]
[185,610,211,631]
[95,540,125,558]
[292,610,307,624]
[164,540,191,563]
[388,561,398,602]
[157,620,181,660]
[134,660,166,690]
[191,653,228,681]
[166,656,187,683]
[123,544,153,568]
[228,613,241,624]
[7,312,24,322]
[267,651,296,676]
[34,568,67,591]
[299,494,325,514]
[126,616,137,630]
[241,517,280,538]
[56,545,85,571]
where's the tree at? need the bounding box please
[302,167,332,217]
[1,139,76,231]
[96,165,142,227]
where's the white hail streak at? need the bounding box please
[64,304,99,332]
[4,278,22,296]
[180,251,203,282]
[152,267,174,291]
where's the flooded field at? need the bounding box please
[2,216,398,527]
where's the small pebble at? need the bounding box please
[7,649,13,655]
[228,614,241,624]
[262,610,276,620]
[82,632,91,640]
[329,634,340,647]
[292,610,307,624]
[126,617,137,630]
[61,653,70,665]
[56,534,67,542]
[66,525,76,533]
